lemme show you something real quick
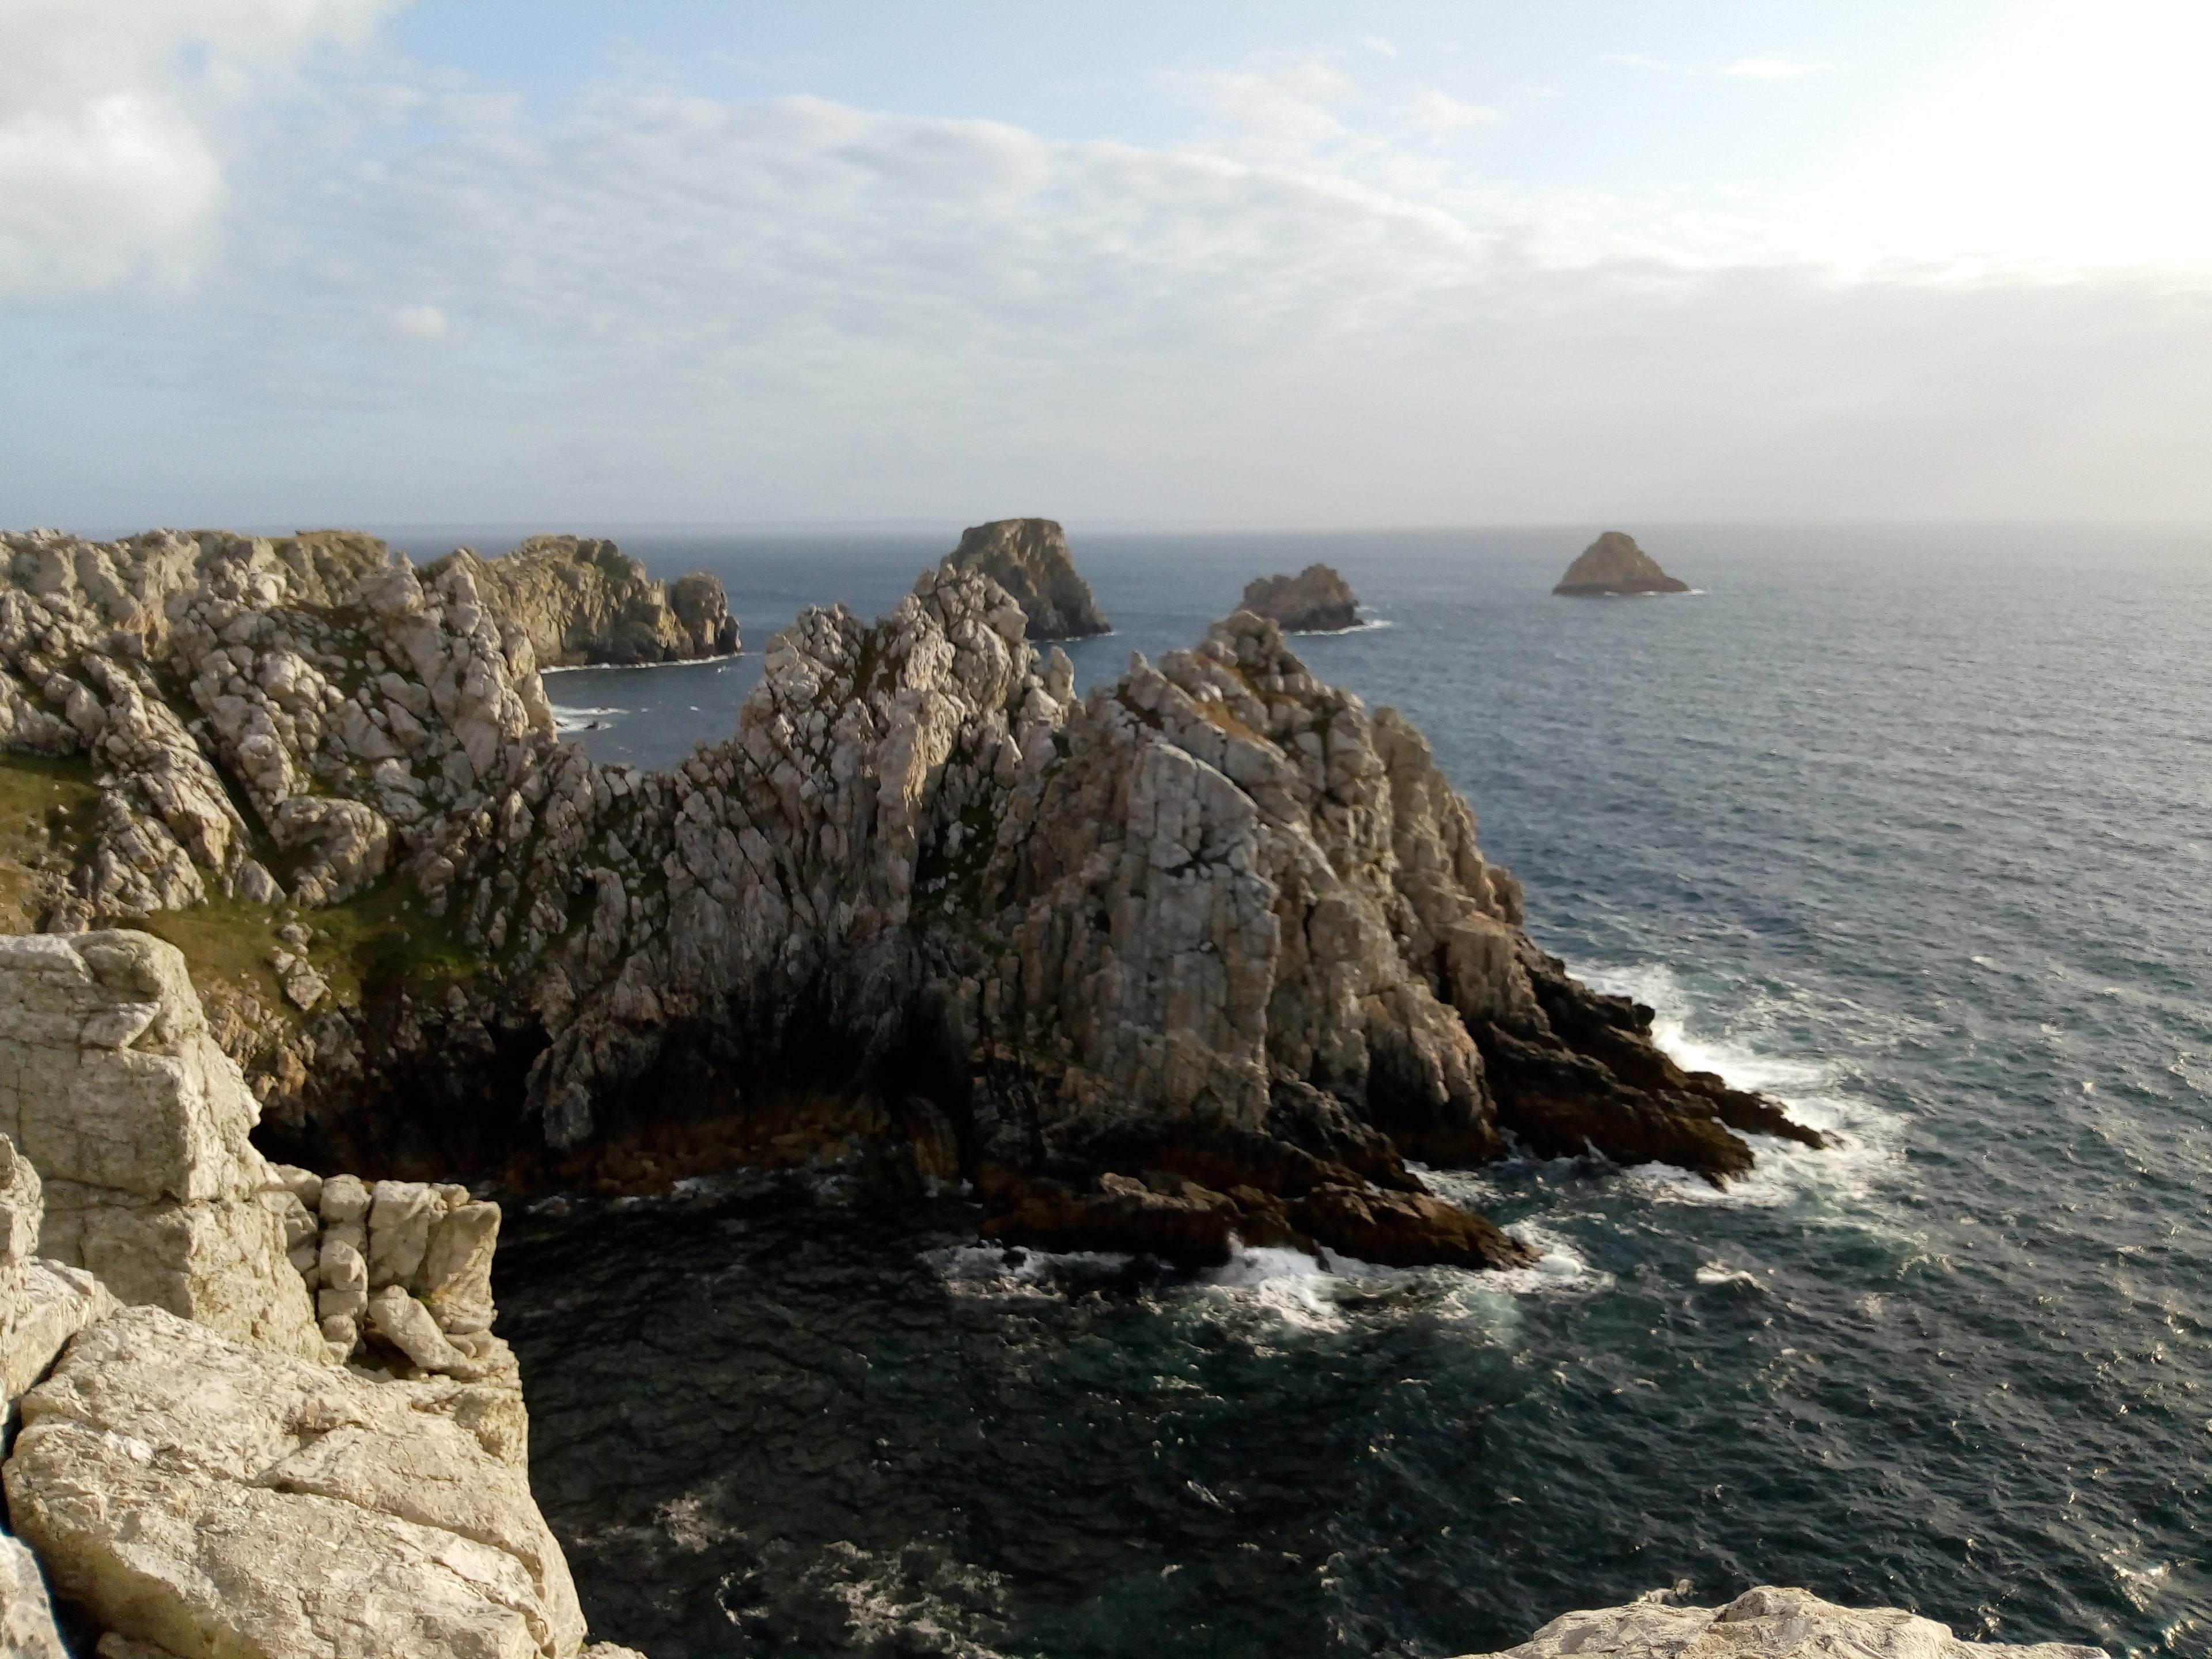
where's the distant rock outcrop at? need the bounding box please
[1552,531,1691,596]
[1238,563,1359,632]
[1463,1584,2105,1658]
[942,518,1109,640]
[431,535,740,665]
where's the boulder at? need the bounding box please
[1459,1584,2105,1657]
[3,1305,590,1659]
[1551,531,1691,596]
[2,1131,121,1426]
[1238,563,1359,631]
[0,933,324,1361]
[1,1532,68,1659]
[942,518,1110,639]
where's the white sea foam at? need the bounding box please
[1283,617,1395,635]
[550,704,626,732]
[539,652,742,675]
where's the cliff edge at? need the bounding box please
[1552,531,1691,596]
[430,535,740,665]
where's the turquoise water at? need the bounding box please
[485,525,2212,1658]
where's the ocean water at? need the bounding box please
[479,525,2212,1658]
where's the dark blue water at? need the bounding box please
[489,526,2212,1659]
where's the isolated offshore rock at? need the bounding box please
[430,536,739,666]
[943,517,1111,639]
[1460,1584,2106,1658]
[1552,530,1691,596]
[1238,563,1360,632]
[4,1305,589,1659]
[0,932,325,1359]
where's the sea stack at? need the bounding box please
[1552,531,1691,597]
[1238,563,1360,632]
[430,534,741,665]
[942,518,1110,640]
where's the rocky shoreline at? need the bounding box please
[0,517,2119,1655]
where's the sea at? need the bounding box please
[368,523,2210,1658]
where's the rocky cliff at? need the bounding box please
[0,940,639,1659]
[1552,531,1692,596]
[1238,562,1360,631]
[0,522,1815,1271]
[432,535,740,665]
[942,517,1111,639]
[1461,1584,2104,1658]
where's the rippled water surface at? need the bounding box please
[480,525,2212,1658]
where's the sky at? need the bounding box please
[4,0,2211,530]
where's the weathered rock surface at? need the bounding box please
[4,1305,589,1659]
[1238,563,1360,632]
[942,518,1110,639]
[0,932,324,1359]
[1552,531,1691,596]
[430,536,739,667]
[2,1132,121,1425]
[1460,1584,2105,1658]
[1,522,1816,1268]
[1,1532,69,1659]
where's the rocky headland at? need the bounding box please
[941,517,1111,639]
[1238,562,1361,632]
[434,534,740,666]
[1552,531,1692,596]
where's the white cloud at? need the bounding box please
[388,302,449,340]
[0,0,399,300]
[1715,55,1842,81]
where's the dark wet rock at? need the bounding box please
[1552,531,1691,597]
[942,518,1109,640]
[1238,563,1359,632]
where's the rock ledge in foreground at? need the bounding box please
[1239,563,1360,632]
[1460,1584,2107,1658]
[1552,531,1691,596]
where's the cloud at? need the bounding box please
[0,0,399,301]
[1715,55,1843,81]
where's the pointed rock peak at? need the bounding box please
[941,517,1111,641]
[1552,531,1692,597]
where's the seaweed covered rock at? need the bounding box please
[1238,563,1359,632]
[942,518,1110,640]
[1552,531,1691,596]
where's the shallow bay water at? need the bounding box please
[478,524,2212,1658]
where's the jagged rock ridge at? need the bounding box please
[1552,531,1692,596]
[430,535,740,665]
[942,518,1111,640]
[0,523,1816,1269]
[1239,563,1360,632]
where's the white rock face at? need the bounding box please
[0,931,324,1361]
[1460,1585,2106,1658]
[1,1532,69,1659]
[3,1305,589,1659]
[1,1131,121,1423]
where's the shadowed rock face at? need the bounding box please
[942,518,1110,640]
[431,536,740,665]
[0,524,1818,1270]
[1552,531,1691,596]
[1238,563,1359,632]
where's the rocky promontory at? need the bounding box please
[0,521,1818,1280]
[1464,1584,2105,1658]
[1552,531,1692,596]
[942,517,1111,639]
[1238,562,1360,631]
[431,534,740,665]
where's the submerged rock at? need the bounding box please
[432,536,739,665]
[1552,531,1691,596]
[1461,1583,2106,1658]
[942,517,1110,639]
[1238,563,1360,632]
